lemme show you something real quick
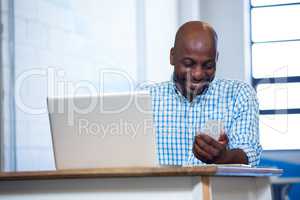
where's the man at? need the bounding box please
[148,21,262,166]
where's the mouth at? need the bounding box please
[188,81,209,91]
[173,74,212,97]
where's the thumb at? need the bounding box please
[218,129,228,145]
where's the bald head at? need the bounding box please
[170,21,218,100]
[174,21,218,51]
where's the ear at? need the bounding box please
[170,47,175,66]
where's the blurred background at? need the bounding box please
[0,0,300,199]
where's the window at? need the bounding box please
[250,0,300,150]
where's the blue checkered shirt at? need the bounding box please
[145,78,262,167]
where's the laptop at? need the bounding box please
[47,92,158,169]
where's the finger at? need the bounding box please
[193,141,212,160]
[193,142,213,163]
[218,131,229,145]
[194,136,219,157]
[198,134,224,151]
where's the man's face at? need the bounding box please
[170,38,217,100]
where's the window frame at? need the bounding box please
[250,1,300,150]
[250,2,300,115]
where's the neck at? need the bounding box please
[174,82,208,102]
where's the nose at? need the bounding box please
[191,66,204,82]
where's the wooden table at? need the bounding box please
[0,166,282,200]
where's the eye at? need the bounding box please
[182,59,195,67]
[203,61,216,70]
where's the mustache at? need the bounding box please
[173,73,214,84]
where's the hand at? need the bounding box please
[193,130,229,164]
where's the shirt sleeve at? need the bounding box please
[228,83,262,167]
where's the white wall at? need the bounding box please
[13,0,141,171]
[144,0,177,83]
[177,0,200,26]
[1,0,177,171]
[199,0,250,83]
